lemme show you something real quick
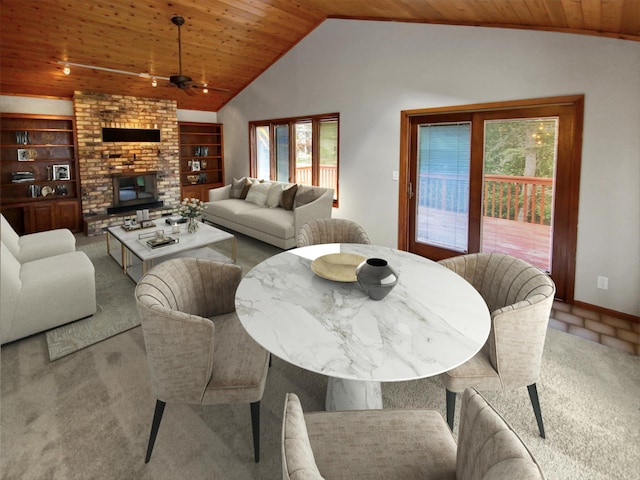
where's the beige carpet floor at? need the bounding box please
[1,233,638,479]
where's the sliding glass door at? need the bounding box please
[402,96,583,301]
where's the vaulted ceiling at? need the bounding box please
[1,0,638,112]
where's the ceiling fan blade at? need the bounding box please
[183,87,197,96]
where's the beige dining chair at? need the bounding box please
[282,388,545,480]
[297,218,371,247]
[437,253,556,438]
[134,257,270,463]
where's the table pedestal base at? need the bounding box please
[326,378,382,410]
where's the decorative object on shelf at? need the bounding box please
[11,171,35,183]
[17,148,37,161]
[16,131,30,144]
[47,165,53,180]
[55,185,68,196]
[28,185,41,198]
[52,164,70,180]
[201,160,207,169]
[355,258,399,300]
[41,132,55,144]
[178,197,204,233]
[191,160,201,171]
[198,173,207,183]
[41,186,55,197]
[187,174,199,184]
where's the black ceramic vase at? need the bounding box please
[355,258,399,300]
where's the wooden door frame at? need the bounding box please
[398,95,584,303]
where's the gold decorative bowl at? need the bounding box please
[187,175,199,184]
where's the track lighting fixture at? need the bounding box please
[55,60,228,93]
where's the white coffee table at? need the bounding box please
[106,220,236,282]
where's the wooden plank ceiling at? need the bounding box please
[1,0,638,112]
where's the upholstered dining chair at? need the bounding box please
[297,218,371,247]
[282,388,545,480]
[134,257,270,463]
[437,253,556,438]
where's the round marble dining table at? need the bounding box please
[235,243,491,410]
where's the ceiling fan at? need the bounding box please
[168,15,228,95]
[57,15,229,95]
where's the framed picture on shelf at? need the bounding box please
[52,164,70,180]
[191,160,201,171]
[17,148,36,161]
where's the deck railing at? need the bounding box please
[295,166,337,190]
[294,169,552,225]
[418,174,553,225]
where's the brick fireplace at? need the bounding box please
[73,91,181,234]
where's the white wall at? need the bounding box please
[0,95,217,123]
[218,20,640,316]
[0,96,74,115]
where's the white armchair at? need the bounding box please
[0,215,95,345]
[1,240,96,345]
[1,213,75,263]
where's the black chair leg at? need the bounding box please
[145,400,166,463]
[527,383,546,438]
[250,401,260,463]
[446,389,456,431]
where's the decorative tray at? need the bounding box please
[121,221,156,232]
[311,253,367,282]
[146,236,178,249]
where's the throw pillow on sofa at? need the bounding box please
[245,181,272,207]
[266,183,287,208]
[280,184,298,210]
[294,185,317,208]
[240,178,255,199]
[230,177,247,199]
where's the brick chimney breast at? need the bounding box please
[73,91,180,217]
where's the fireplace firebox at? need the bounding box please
[108,172,163,214]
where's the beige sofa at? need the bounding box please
[0,215,96,345]
[203,178,334,249]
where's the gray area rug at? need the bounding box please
[2,234,638,479]
[45,239,233,361]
